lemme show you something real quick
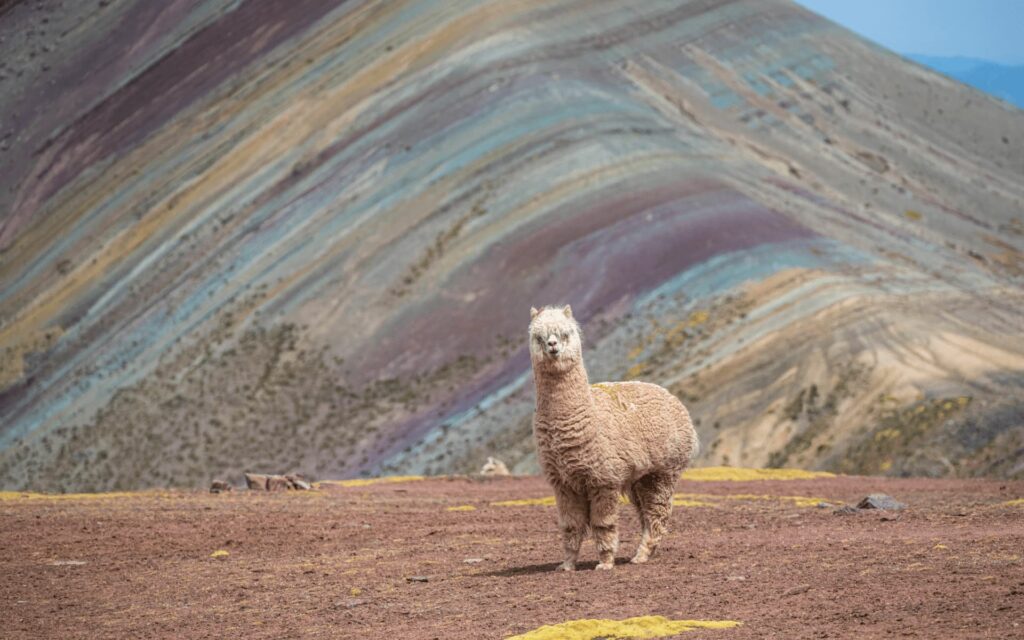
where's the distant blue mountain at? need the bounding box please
[907,54,1024,109]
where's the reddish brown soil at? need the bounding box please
[2,475,1022,639]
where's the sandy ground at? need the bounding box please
[1,473,1022,639]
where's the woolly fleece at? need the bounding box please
[528,305,699,570]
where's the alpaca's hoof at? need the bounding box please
[595,561,614,571]
[557,561,576,572]
[629,554,649,564]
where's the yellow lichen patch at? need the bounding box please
[210,550,230,559]
[681,467,834,482]
[874,428,900,442]
[673,493,829,508]
[672,498,716,507]
[1001,498,1024,507]
[492,496,556,507]
[719,493,828,508]
[933,544,949,550]
[0,490,171,502]
[904,209,923,221]
[317,475,425,488]
[688,310,709,326]
[447,505,476,511]
[350,587,362,596]
[505,616,741,640]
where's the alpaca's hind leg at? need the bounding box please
[629,484,648,531]
[629,483,650,560]
[590,489,621,570]
[554,485,589,571]
[630,472,676,564]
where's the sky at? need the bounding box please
[796,0,1024,65]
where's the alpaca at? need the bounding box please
[528,305,698,571]
[480,456,511,476]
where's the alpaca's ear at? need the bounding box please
[562,305,573,319]
[530,307,539,319]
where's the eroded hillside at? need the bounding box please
[1,0,1023,490]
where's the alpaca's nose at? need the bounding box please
[547,338,558,348]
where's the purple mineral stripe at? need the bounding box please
[1,0,349,250]
[350,179,813,383]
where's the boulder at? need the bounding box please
[856,494,906,511]
[244,472,314,491]
[285,474,313,490]
[266,475,293,491]
[244,473,270,490]
[479,457,510,476]
[209,480,233,493]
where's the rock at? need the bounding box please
[479,456,510,476]
[816,501,833,509]
[463,558,485,564]
[209,480,233,494]
[406,576,429,583]
[856,494,906,511]
[879,514,900,522]
[286,474,313,490]
[833,505,859,516]
[783,584,811,597]
[244,472,315,491]
[244,473,270,490]
[266,475,292,491]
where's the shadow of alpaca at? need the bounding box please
[478,557,631,577]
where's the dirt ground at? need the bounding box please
[1,473,1022,639]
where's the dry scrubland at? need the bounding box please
[2,469,1022,639]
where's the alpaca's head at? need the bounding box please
[528,305,583,373]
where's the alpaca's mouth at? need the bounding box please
[547,348,560,357]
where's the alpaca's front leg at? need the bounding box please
[554,485,588,571]
[590,489,620,570]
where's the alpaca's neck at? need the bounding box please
[533,359,594,425]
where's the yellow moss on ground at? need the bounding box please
[493,493,824,509]
[1001,498,1024,507]
[675,492,828,508]
[0,490,171,502]
[672,498,716,507]
[492,496,556,507]
[447,505,476,511]
[681,467,834,482]
[317,475,425,488]
[729,494,827,508]
[506,616,741,640]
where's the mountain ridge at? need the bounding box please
[1,0,1022,491]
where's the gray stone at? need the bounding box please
[856,494,906,511]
